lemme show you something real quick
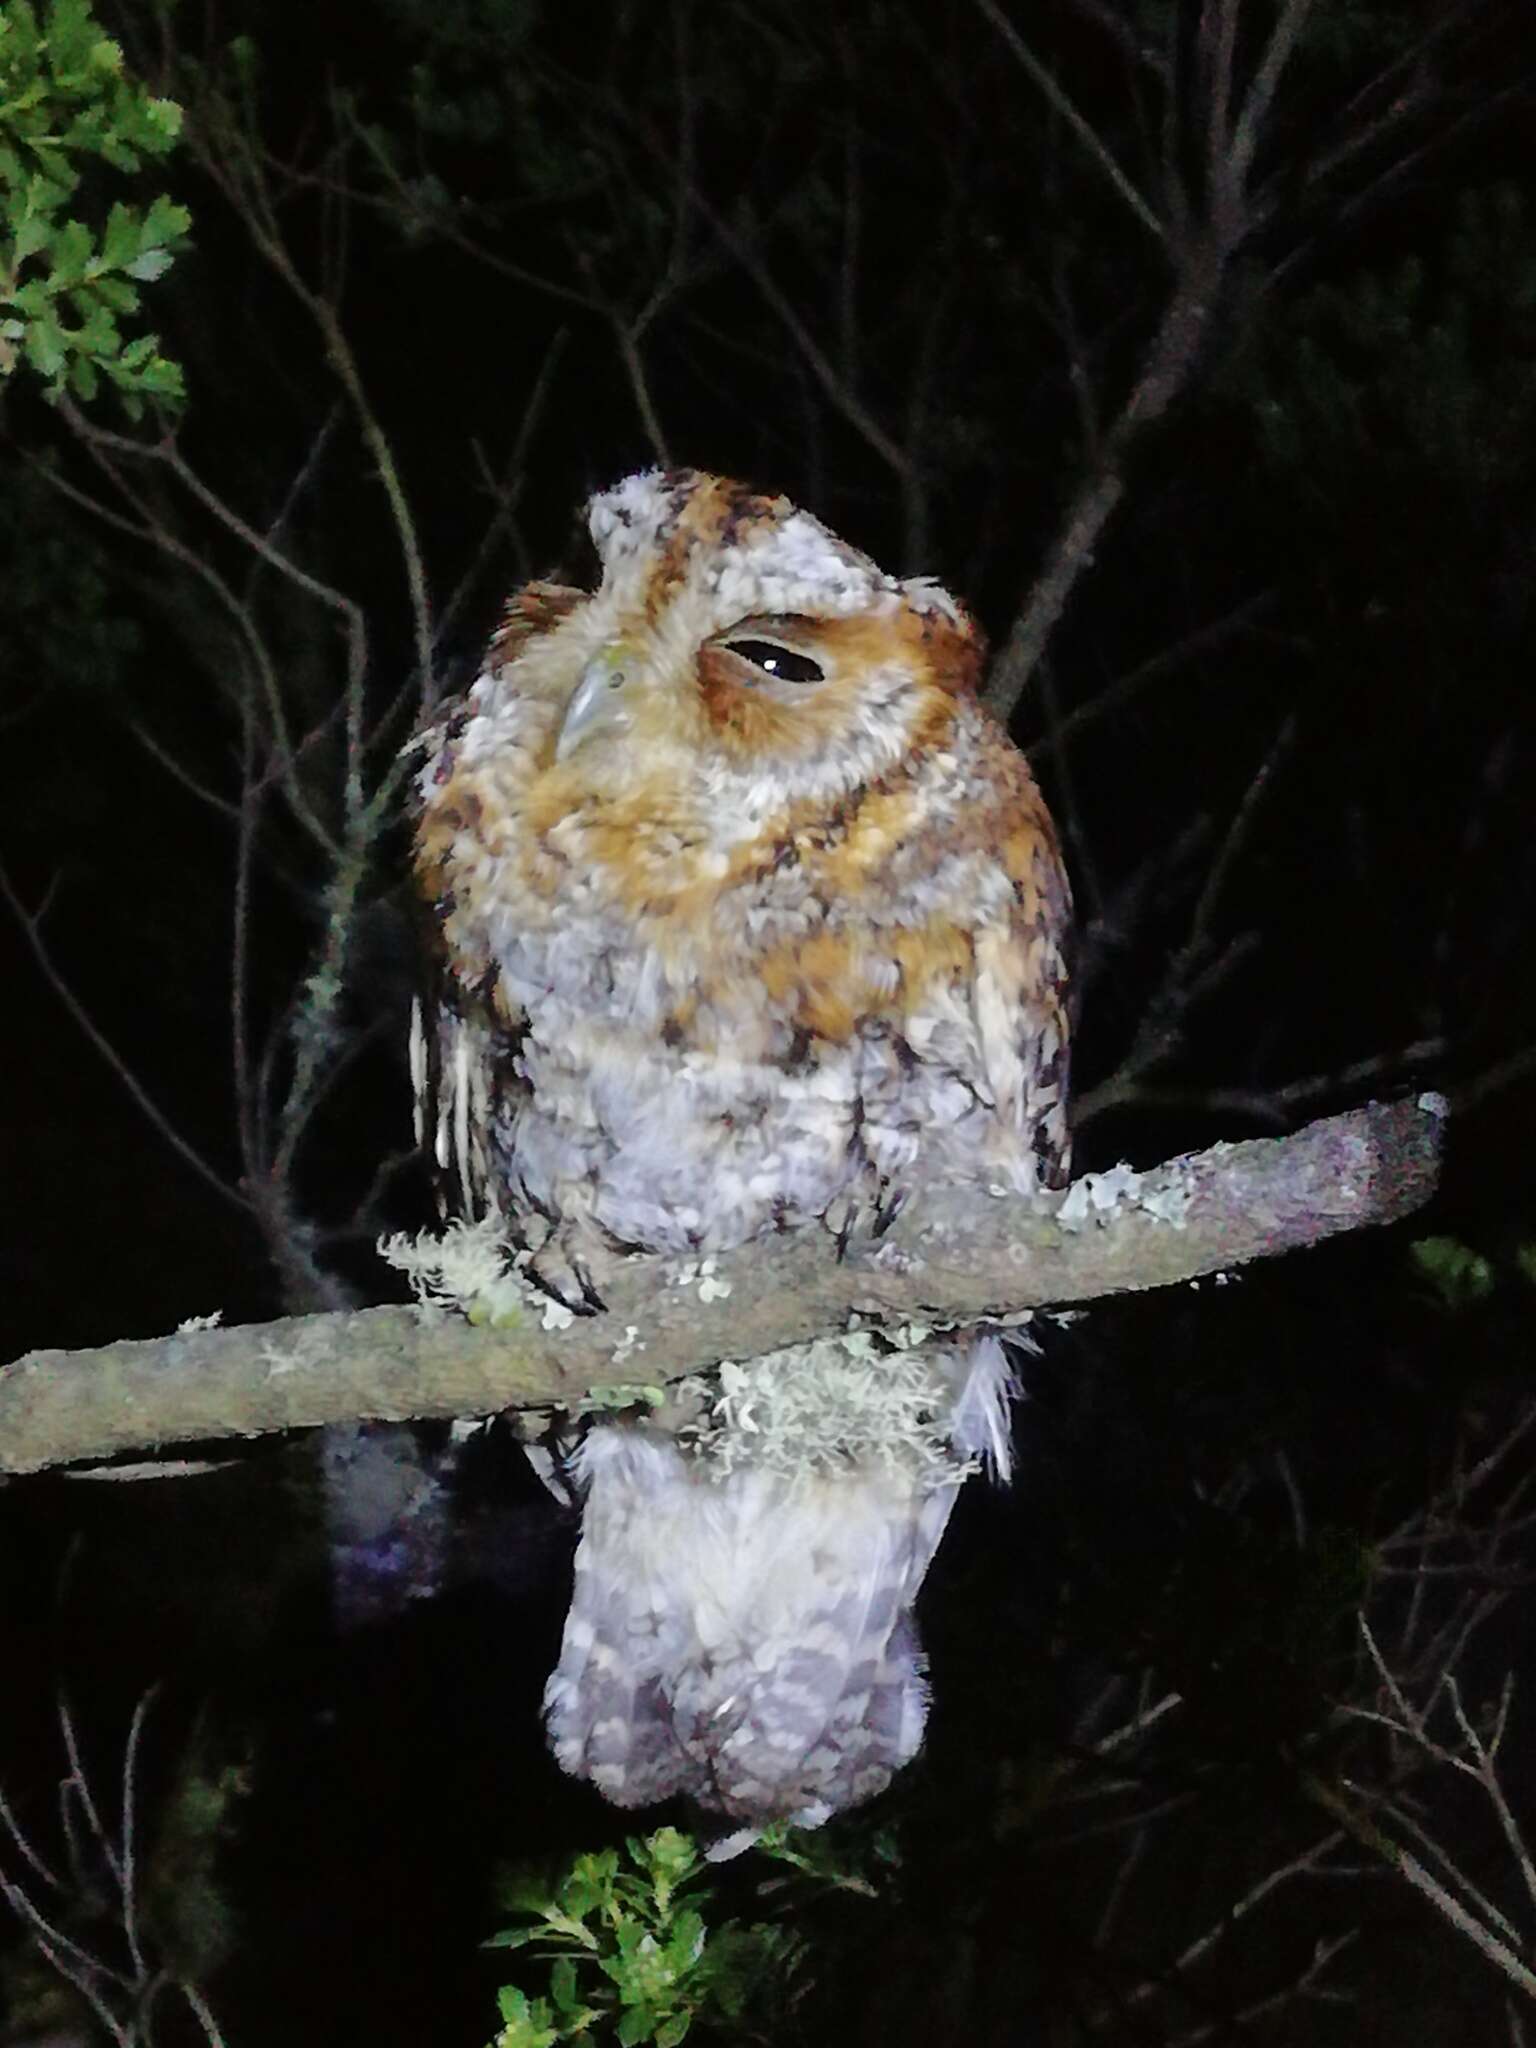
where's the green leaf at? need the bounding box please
[664,1911,704,1970]
[491,1985,561,2048]
[99,197,137,267]
[124,244,173,281]
[90,272,137,313]
[22,306,65,376]
[1411,1235,1494,1309]
[141,193,191,245]
[485,1927,543,1952]
[548,1956,580,2013]
[8,278,53,315]
[127,353,183,398]
[603,1927,635,1969]
[48,215,92,285]
[615,2006,656,2047]
[10,210,52,263]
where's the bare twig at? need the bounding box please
[1073,713,1301,1121]
[1094,1824,1351,2028]
[973,0,1165,242]
[1303,1771,1536,2002]
[1166,1929,1359,2047]
[0,860,246,1213]
[983,250,1224,723]
[0,1689,226,2047]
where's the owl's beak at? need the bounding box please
[557,645,639,760]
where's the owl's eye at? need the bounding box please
[722,639,825,684]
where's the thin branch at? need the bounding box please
[0,1780,62,1895]
[1166,1930,1359,2048]
[1302,1772,1536,2002]
[0,1881,133,2046]
[180,1978,231,2048]
[1074,713,1298,1120]
[57,1700,120,1891]
[984,252,1223,723]
[0,860,247,1214]
[1189,711,1297,938]
[1062,0,1169,79]
[424,327,570,673]
[184,94,435,719]
[22,450,336,852]
[1199,0,1240,202]
[1228,0,1317,198]
[1092,1037,1445,1131]
[1027,591,1279,763]
[612,314,672,466]
[973,0,1165,243]
[1035,657,1102,919]
[1101,1824,1349,2025]
[127,720,242,823]
[58,400,368,654]
[692,191,914,481]
[232,698,260,1181]
[120,1688,159,1980]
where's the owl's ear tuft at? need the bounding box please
[488,581,586,667]
[901,583,987,698]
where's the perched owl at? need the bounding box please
[411,469,1070,1838]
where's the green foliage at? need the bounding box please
[1412,1234,1497,1309]
[1412,1233,1536,1311]
[485,1828,807,2046]
[0,0,189,411]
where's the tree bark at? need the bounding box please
[0,1096,1444,1476]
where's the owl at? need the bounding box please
[411,469,1071,1839]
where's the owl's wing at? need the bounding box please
[409,583,588,1218]
[970,774,1074,1188]
[410,970,517,1223]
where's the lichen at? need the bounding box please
[377,1218,574,1331]
[1056,1162,1192,1231]
[675,1330,973,1486]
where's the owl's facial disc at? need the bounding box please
[556,643,641,760]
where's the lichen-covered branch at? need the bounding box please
[0,1097,1444,1476]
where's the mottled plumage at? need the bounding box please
[412,468,1070,1833]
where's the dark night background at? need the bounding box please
[2,0,1535,2041]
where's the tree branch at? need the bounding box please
[0,1097,1443,1476]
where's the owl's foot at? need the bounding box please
[822,1181,908,1259]
[514,1213,615,1315]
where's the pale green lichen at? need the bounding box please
[677,1331,970,1486]
[572,1382,668,1415]
[668,1254,733,1303]
[1056,1161,1192,1230]
[377,1218,575,1332]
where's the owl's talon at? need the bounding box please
[524,1256,605,1317]
[574,1262,608,1314]
[822,1193,860,1260]
[825,1185,911,1256]
[515,1217,615,1316]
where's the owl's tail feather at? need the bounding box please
[543,1341,1012,1828]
